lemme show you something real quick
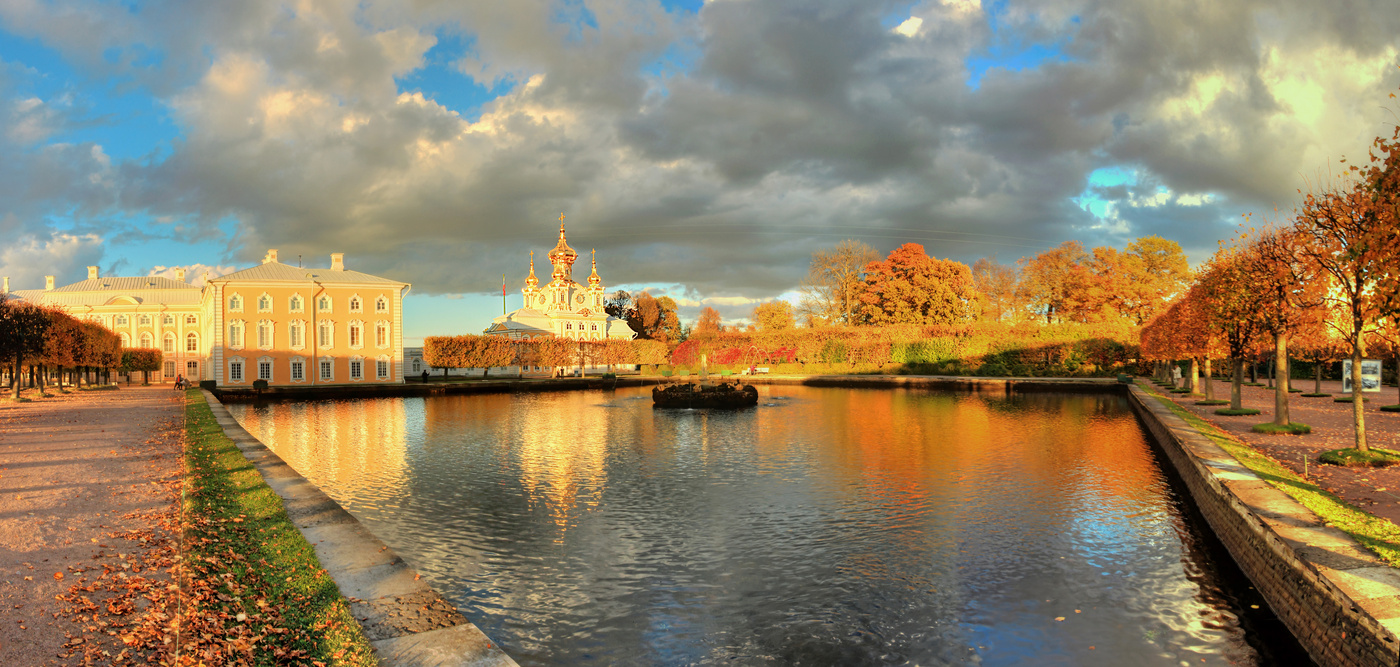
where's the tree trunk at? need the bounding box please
[1314,363,1323,394]
[1232,358,1244,411]
[11,352,20,400]
[1274,333,1290,427]
[1267,357,1275,388]
[1352,346,1368,453]
[1250,361,1257,384]
[1189,358,1200,394]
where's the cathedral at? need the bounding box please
[484,218,637,341]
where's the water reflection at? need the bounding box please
[229,387,1304,666]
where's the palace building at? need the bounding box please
[484,218,637,341]
[5,250,410,388]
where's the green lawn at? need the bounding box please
[183,389,376,665]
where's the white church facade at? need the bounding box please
[484,218,637,341]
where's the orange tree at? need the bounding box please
[1196,246,1266,411]
[1293,178,1394,452]
[423,335,470,378]
[40,309,81,390]
[1,300,54,397]
[1245,225,1328,427]
[121,348,164,385]
[857,243,978,326]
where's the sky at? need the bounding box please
[1,0,1398,344]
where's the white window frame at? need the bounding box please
[257,356,273,382]
[289,294,304,313]
[375,321,389,348]
[116,315,129,326]
[185,314,198,325]
[290,356,306,383]
[228,357,245,383]
[119,332,130,347]
[289,319,306,350]
[257,320,274,350]
[229,293,243,312]
[318,320,334,349]
[349,294,363,313]
[348,320,364,349]
[139,332,153,348]
[317,295,332,313]
[412,358,421,373]
[375,296,388,313]
[163,314,174,325]
[163,361,176,377]
[257,293,273,313]
[163,333,175,353]
[186,360,199,379]
[349,356,364,382]
[376,356,390,380]
[319,358,334,381]
[139,314,151,326]
[186,332,199,353]
[229,320,245,350]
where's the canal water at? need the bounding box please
[227,386,1308,666]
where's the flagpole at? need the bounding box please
[502,274,506,315]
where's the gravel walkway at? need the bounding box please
[1161,376,1400,525]
[0,385,182,665]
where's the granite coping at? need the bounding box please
[1128,384,1400,662]
[198,391,518,666]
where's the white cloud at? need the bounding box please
[0,233,104,289]
[894,17,923,38]
[148,264,238,287]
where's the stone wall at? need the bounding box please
[1128,385,1400,667]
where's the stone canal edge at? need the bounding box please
[1126,384,1400,667]
[200,390,519,667]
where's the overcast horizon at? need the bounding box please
[2,0,1398,342]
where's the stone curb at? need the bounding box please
[1128,384,1400,667]
[199,391,519,667]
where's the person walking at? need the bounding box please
[1171,364,1182,388]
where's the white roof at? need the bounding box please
[8,277,201,307]
[211,261,406,286]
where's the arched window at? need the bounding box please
[318,320,333,348]
[318,296,331,312]
[186,333,198,352]
[229,321,244,348]
[119,332,130,347]
[257,320,273,349]
[139,332,153,347]
[185,314,197,325]
[289,295,303,312]
[375,296,388,313]
[163,333,175,353]
[349,296,362,312]
[257,294,272,312]
[375,321,389,347]
[229,294,243,311]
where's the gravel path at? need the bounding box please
[1162,376,1400,525]
[0,385,181,665]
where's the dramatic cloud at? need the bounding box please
[0,0,1397,308]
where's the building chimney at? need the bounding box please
[175,268,187,283]
[263,249,278,264]
[2,277,8,293]
[45,275,55,291]
[331,253,344,271]
[88,266,98,280]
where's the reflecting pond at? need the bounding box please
[227,386,1307,666]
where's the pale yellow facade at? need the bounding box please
[6,250,410,388]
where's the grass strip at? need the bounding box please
[1137,382,1400,566]
[1319,448,1400,467]
[182,389,377,665]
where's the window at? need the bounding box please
[290,358,304,382]
[318,296,331,312]
[186,333,199,352]
[319,359,333,381]
[349,296,362,312]
[164,361,175,377]
[318,321,333,348]
[376,359,389,379]
[258,294,272,312]
[163,314,174,325]
[163,333,175,353]
[229,321,244,348]
[139,314,151,326]
[349,358,363,381]
[375,296,388,313]
[139,332,153,347]
[289,320,305,349]
[186,360,199,378]
[348,321,362,348]
[185,314,197,325]
[412,358,421,373]
[566,323,572,330]
[290,295,304,312]
[229,359,244,382]
[592,324,598,331]
[375,321,389,347]
[257,320,273,349]
[258,358,272,381]
[229,294,243,311]
[116,315,129,326]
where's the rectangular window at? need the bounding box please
[258,324,270,348]
[349,325,361,347]
[164,361,175,377]
[230,361,243,382]
[230,324,243,348]
[290,324,303,348]
[258,361,272,381]
[291,361,304,381]
[376,324,388,347]
[350,360,363,380]
[187,360,199,378]
[377,360,389,379]
[318,323,331,348]
[163,337,174,353]
[320,359,333,381]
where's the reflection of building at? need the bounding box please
[484,219,636,341]
[6,250,410,387]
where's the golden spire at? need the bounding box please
[549,212,577,279]
[588,248,602,287]
[525,250,538,288]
